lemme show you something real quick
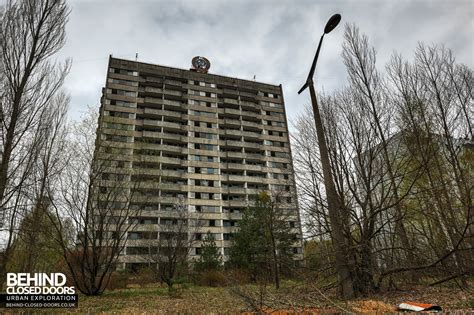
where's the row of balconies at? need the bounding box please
[125,151,290,164]
[95,152,291,172]
[128,135,291,153]
[108,72,281,101]
[138,93,283,109]
[118,116,286,133]
[127,183,290,197]
[102,114,288,143]
[104,98,285,124]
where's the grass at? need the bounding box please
[1,280,473,314]
[71,284,242,314]
[102,286,169,298]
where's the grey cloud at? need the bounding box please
[56,0,472,126]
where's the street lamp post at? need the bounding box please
[298,14,355,299]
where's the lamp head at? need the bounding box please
[324,14,341,34]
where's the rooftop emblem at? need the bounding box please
[192,56,211,73]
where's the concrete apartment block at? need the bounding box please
[95,56,303,271]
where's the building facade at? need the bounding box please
[96,56,303,270]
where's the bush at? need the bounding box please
[195,270,227,287]
[106,271,129,291]
[131,267,157,287]
[134,268,157,286]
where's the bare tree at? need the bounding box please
[342,24,418,273]
[0,0,70,278]
[384,44,473,286]
[7,92,69,273]
[292,24,473,297]
[46,107,146,296]
[145,198,201,290]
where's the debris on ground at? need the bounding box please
[398,302,442,312]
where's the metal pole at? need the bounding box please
[308,80,355,299]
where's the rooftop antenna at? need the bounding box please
[135,53,138,61]
[253,75,256,81]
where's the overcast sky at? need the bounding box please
[56,0,473,126]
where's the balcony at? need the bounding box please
[223,108,241,116]
[222,163,245,170]
[240,100,258,108]
[219,151,244,159]
[221,200,248,208]
[219,119,241,127]
[242,130,261,139]
[239,91,257,101]
[241,141,262,149]
[159,183,188,192]
[164,79,184,89]
[143,97,182,108]
[223,98,239,106]
[142,119,184,131]
[220,140,243,148]
[224,175,247,183]
[241,110,261,118]
[241,120,261,129]
[142,107,181,119]
[219,129,242,137]
[221,89,239,98]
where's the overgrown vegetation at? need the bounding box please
[293,24,473,298]
[0,0,471,311]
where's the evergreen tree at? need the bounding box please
[194,231,222,272]
[228,191,296,288]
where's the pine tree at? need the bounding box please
[228,191,296,288]
[194,231,222,272]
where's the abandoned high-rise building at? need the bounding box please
[95,56,303,270]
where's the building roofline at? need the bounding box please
[109,56,282,89]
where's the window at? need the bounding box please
[195,180,214,187]
[223,220,238,227]
[109,89,137,97]
[128,232,157,240]
[108,111,133,118]
[194,167,217,174]
[209,220,216,227]
[272,173,289,180]
[195,132,215,140]
[190,110,215,117]
[194,143,216,151]
[195,193,214,200]
[271,162,287,169]
[129,217,158,224]
[105,134,132,143]
[205,168,216,174]
[109,100,136,108]
[109,68,138,76]
[108,78,138,87]
[127,247,149,255]
[195,205,219,213]
[104,122,133,130]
